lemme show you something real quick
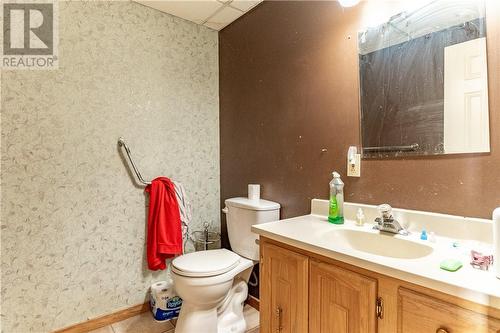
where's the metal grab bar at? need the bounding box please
[363,143,419,153]
[118,137,151,185]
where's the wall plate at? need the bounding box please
[347,153,361,177]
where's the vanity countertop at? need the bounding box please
[252,201,500,309]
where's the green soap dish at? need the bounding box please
[440,259,463,272]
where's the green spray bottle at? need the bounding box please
[328,171,344,224]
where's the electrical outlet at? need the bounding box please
[347,153,361,177]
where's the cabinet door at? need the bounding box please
[260,242,308,333]
[309,260,377,333]
[398,288,500,333]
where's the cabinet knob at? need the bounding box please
[436,328,449,333]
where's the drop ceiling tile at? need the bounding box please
[204,5,243,30]
[136,0,223,24]
[230,0,261,12]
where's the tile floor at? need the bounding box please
[88,304,259,333]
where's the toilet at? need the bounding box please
[171,197,280,333]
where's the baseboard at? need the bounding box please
[246,295,260,311]
[53,295,259,333]
[52,302,149,333]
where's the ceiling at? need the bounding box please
[134,0,263,31]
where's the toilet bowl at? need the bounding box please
[172,249,253,333]
[172,197,280,333]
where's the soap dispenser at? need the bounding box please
[328,172,344,224]
[356,208,365,226]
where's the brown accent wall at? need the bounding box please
[219,1,500,247]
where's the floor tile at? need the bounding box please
[109,304,258,333]
[162,329,175,333]
[243,305,259,331]
[160,323,258,333]
[87,326,115,333]
[111,312,174,333]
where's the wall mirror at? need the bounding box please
[358,0,489,158]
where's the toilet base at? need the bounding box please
[217,280,248,333]
[175,302,218,333]
[175,279,249,333]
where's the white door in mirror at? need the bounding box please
[444,37,489,153]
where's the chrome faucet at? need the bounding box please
[373,204,409,235]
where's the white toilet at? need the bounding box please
[171,197,280,333]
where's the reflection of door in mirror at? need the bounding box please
[444,37,489,154]
[357,0,491,158]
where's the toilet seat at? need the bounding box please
[172,249,241,277]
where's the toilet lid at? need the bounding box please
[172,249,240,277]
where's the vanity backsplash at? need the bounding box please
[311,199,493,244]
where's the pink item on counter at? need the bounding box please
[470,250,494,271]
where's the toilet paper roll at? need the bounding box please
[494,207,500,279]
[248,184,260,201]
[150,280,182,321]
[151,281,169,297]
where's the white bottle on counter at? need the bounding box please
[494,207,500,279]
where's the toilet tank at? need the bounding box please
[224,197,280,261]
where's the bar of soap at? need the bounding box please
[440,259,463,272]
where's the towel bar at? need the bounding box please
[363,143,419,153]
[118,137,151,185]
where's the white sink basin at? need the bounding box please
[328,229,433,259]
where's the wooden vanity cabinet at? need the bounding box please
[260,240,376,333]
[260,242,309,333]
[260,237,500,333]
[309,260,377,333]
[398,288,500,333]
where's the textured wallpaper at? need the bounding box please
[1,2,219,332]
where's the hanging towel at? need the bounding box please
[173,181,192,249]
[145,177,183,271]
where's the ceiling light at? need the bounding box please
[338,0,361,8]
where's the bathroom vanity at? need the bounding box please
[253,200,500,333]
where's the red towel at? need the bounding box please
[145,177,183,270]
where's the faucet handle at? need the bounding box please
[378,204,393,219]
